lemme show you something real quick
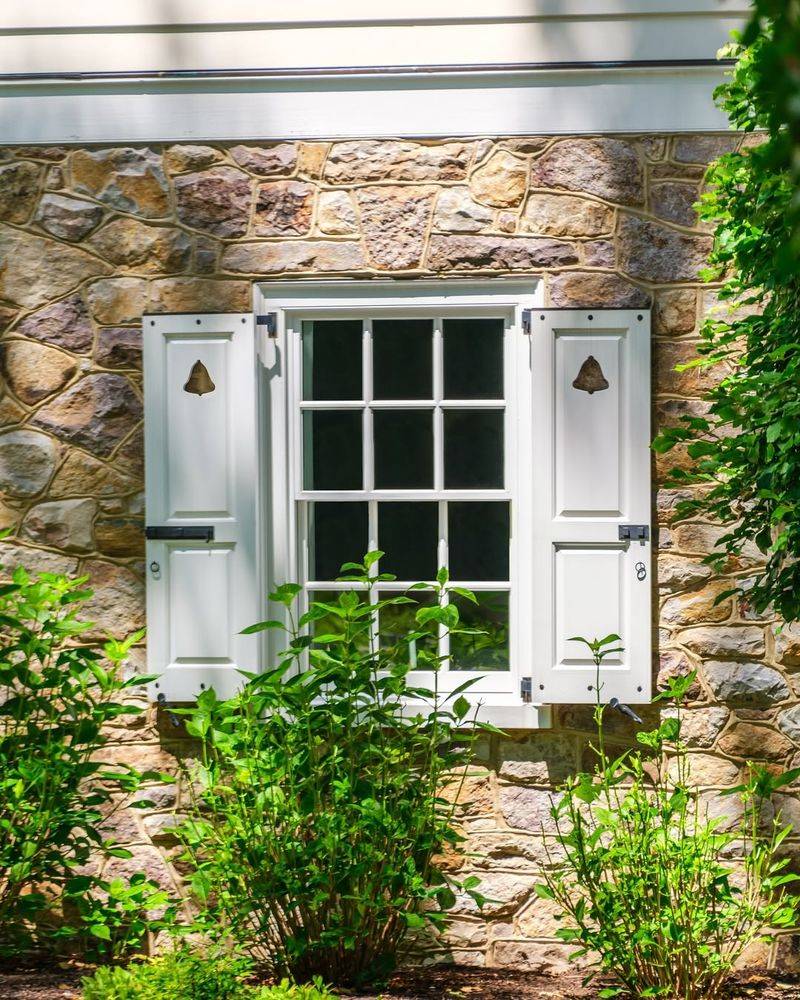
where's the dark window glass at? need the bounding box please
[309,502,368,580]
[379,591,438,667]
[448,502,509,580]
[374,410,434,489]
[450,592,509,671]
[378,502,438,581]
[302,320,362,400]
[444,410,504,489]
[373,319,433,399]
[443,318,504,399]
[303,410,362,490]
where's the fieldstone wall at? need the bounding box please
[1,133,798,971]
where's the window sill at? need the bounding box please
[403,700,553,730]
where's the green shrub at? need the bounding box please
[0,558,169,956]
[175,554,493,987]
[538,635,800,1000]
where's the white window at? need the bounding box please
[143,281,652,727]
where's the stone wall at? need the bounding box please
[2,133,799,971]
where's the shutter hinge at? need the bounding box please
[522,308,533,335]
[520,677,533,703]
[256,312,278,338]
[618,524,649,544]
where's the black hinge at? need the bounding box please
[256,313,278,337]
[618,524,650,543]
[520,677,533,703]
[145,525,215,542]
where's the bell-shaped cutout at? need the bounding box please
[572,355,609,394]
[184,359,215,397]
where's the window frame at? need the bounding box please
[255,279,551,728]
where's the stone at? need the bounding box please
[112,429,144,480]
[657,649,702,699]
[222,240,365,275]
[661,582,732,626]
[0,226,110,309]
[50,450,139,498]
[454,872,535,918]
[82,559,145,637]
[492,941,579,973]
[174,166,252,238]
[678,625,766,660]
[497,734,577,783]
[86,278,148,325]
[520,193,613,237]
[147,278,251,313]
[548,271,649,308]
[662,706,729,748]
[426,234,578,272]
[297,142,328,179]
[657,555,712,592]
[717,723,793,762]
[704,661,790,708]
[433,187,492,233]
[498,785,558,833]
[0,541,78,578]
[357,185,436,270]
[35,193,104,241]
[95,514,144,558]
[470,150,528,207]
[502,137,551,156]
[0,161,40,223]
[163,144,223,174]
[581,239,615,267]
[95,327,142,369]
[16,293,94,354]
[31,373,143,458]
[254,180,315,236]
[324,140,471,183]
[702,288,761,323]
[71,147,169,217]
[618,215,712,282]
[532,137,644,205]
[1,340,77,405]
[193,236,220,274]
[103,846,175,889]
[775,623,800,668]
[673,135,740,164]
[21,498,96,552]
[0,395,26,426]
[0,305,17,333]
[87,218,191,273]
[230,143,297,176]
[777,705,800,745]
[0,429,58,497]
[650,181,701,228]
[45,165,64,190]
[516,896,564,938]
[13,147,67,162]
[316,190,358,235]
[654,339,728,397]
[654,288,697,335]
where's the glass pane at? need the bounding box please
[310,502,368,580]
[309,590,370,653]
[450,592,509,671]
[378,502,438,581]
[443,318,504,399]
[379,591,438,667]
[373,319,433,399]
[302,320,362,400]
[374,410,434,489]
[448,502,509,581]
[303,410,362,490]
[444,410,504,489]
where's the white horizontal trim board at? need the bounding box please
[0,67,730,144]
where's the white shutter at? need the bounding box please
[143,313,260,702]
[531,310,651,705]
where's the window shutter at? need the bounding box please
[143,313,260,702]
[531,310,651,704]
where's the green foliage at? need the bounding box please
[539,636,800,1000]
[653,26,800,621]
[0,557,169,957]
[174,553,493,987]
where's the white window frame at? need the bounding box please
[255,279,551,729]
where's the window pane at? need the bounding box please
[303,410,362,490]
[450,592,509,671]
[310,502,368,580]
[309,590,370,653]
[444,410,504,489]
[374,410,434,489]
[443,318,504,399]
[373,319,433,400]
[448,502,509,580]
[379,591,438,667]
[378,502,438,581]
[302,320,362,400]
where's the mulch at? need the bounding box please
[0,964,799,1000]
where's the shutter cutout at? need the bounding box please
[532,310,651,704]
[143,313,259,701]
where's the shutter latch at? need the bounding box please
[145,525,215,542]
[618,524,649,544]
[520,677,533,703]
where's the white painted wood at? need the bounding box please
[144,313,260,702]
[0,69,731,144]
[531,310,651,705]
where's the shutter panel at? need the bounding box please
[143,313,260,701]
[531,310,651,704]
